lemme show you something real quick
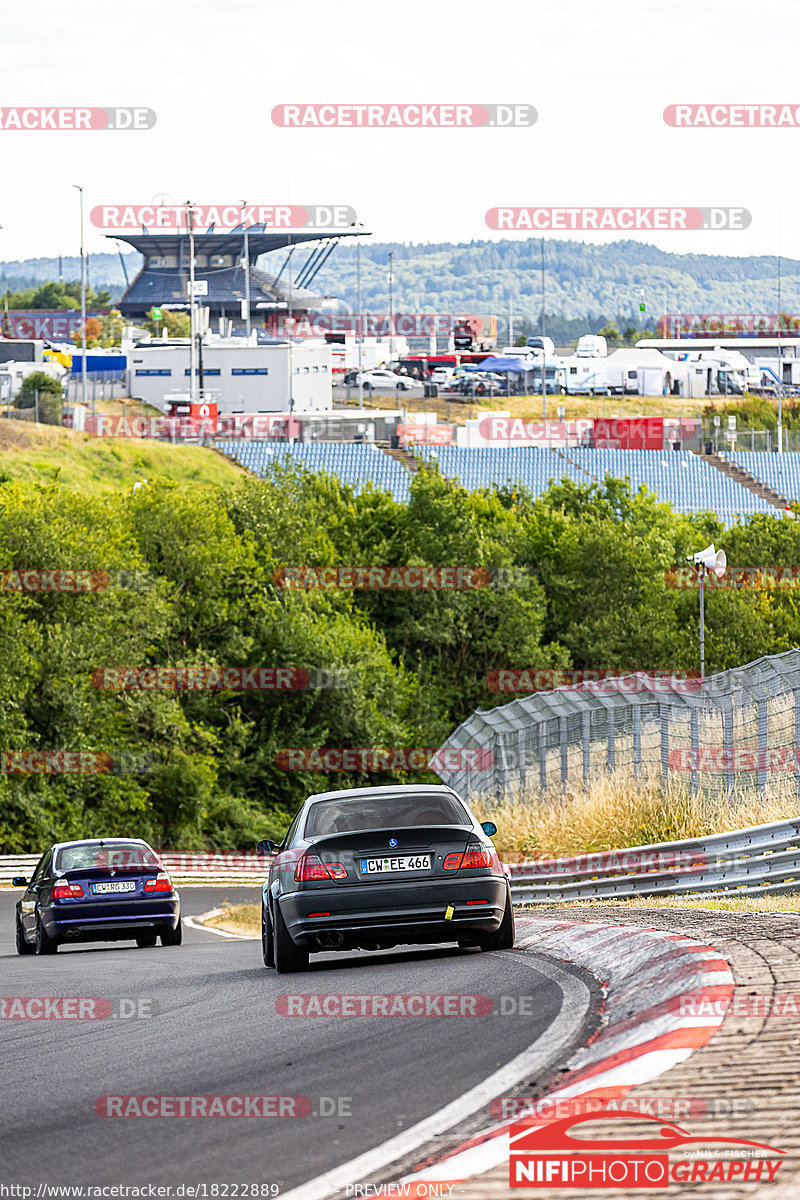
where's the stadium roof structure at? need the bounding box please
[114,227,362,259]
[112,227,367,322]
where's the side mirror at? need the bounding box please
[12,876,28,887]
[256,840,279,854]
[481,821,498,837]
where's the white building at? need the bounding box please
[127,338,332,414]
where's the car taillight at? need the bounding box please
[144,872,173,893]
[443,846,494,872]
[461,846,493,870]
[52,879,83,899]
[294,855,346,882]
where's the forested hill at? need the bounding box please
[2,240,797,342]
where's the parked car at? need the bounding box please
[358,369,420,392]
[458,373,508,397]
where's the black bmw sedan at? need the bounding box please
[14,838,182,954]
[258,784,514,974]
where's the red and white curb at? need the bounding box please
[396,917,734,1192]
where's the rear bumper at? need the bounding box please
[279,876,507,949]
[43,897,180,942]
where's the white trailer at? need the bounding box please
[663,348,754,394]
[754,356,800,388]
[559,355,609,394]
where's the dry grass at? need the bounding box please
[472,773,800,862]
[0,418,244,492]
[204,903,260,936]
[342,391,697,428]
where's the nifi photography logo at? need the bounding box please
[508,1109,785,1189]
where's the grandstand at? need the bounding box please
[217,441,411,503]
[416,446,777,526]
[220,439,790,525]
[729,451,800,506]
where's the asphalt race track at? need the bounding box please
[0,886,598,1195]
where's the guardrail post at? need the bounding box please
[690,709,699,794]
[606,708,615,772]
[559,716,568,787]
[723,702,734,805]
[582,710,591,781]
[518,730,527,796]
[660,703,669,780]
[538,722,547,791]
[632,704,642,779]
[757,698,768,795]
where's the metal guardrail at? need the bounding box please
[2,819,799,900]
[0,852,267,885]
[507,818,800,903]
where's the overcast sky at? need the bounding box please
[2,0,799,265]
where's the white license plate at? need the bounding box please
[360,854,431,875]
[91,880,137,894]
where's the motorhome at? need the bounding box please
[575,334,608,358]
[558,355,609,394]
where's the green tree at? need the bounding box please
[16,371,64,424]
[143,308,191,338]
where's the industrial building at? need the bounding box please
[127,337,332,413]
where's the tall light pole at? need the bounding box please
[388,251,394,360]
[688,543,726,680]
[72,185,88,416]
[241,201,251,340]
[356,234,363,409]
[186,202,197,404]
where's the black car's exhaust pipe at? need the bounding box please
[315,930,344,950]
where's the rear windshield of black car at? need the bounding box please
[55,843,160,872]
[304,794,472,837]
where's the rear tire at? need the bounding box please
[273,902,309,974]
[16,914,35,955]
[35,916,58,955]
[160,922,182,946]
[136,932,158,948]
[479,887,515,952]
[262,904,275,968]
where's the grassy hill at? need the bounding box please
[0,420,244,494]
